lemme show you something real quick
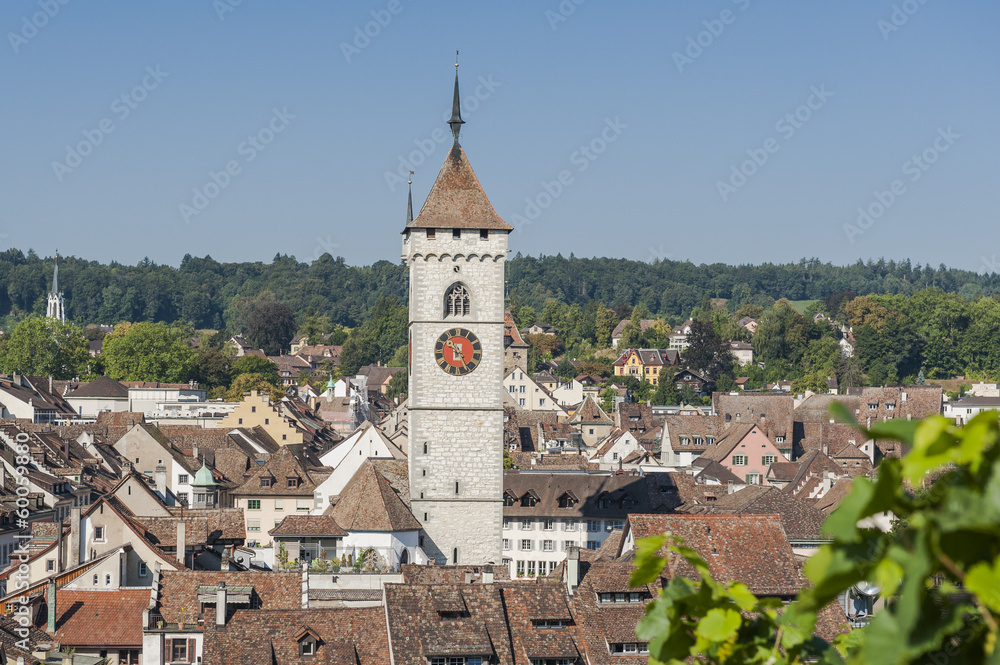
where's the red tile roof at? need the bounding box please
[48,589,150,648]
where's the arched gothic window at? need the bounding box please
[445,284,471,317]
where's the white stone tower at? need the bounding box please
[402,60,512,565]
[46,252,66,322]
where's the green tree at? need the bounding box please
[192,345,232,389]
[246,301,297,356]
[595,303,617,347]
[226,373,284,401]
[229,354,280,386]
[298,313,333,345]
[632,408,1000,664]
[0,316,89,379]
[682,320,734,381]
[386,368,407,401]
[101,322,195,382]
[599,387,617,413]
[652,366,680,406]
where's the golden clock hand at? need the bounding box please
[444,339,468,369]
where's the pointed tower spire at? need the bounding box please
[406,171,414,224]
[52,251,59,294]
[448,51,464,142]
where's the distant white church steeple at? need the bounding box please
[46,252,65,322]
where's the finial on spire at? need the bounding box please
[406,171,414,224]
[448,50,465,143]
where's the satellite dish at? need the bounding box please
[853,581,881,596]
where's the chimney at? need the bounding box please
[482,567,494,584]
[220,548,230,572]
[63,438,70,462]
[565,545,580,596]
[47,579,57,633]
[70,508,81,566]
[176,521,186,567]
[61,656,72,665]
[215,581,227,629]
[49,376,53,394]
[192,443,199,461]
[821,442,828,456]
[154,464,167,498]
[301,562,309,609]
[56,519,64,573]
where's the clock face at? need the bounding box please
[435,328,482,376]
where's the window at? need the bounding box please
[297,499,310,511]
[587,519,601,532]
[503,517,511,529]
[178,474,189,484]
[248,499,261,510]
[539,398,546,407]
[105,573,112,586]
[542,518,554,530]
[300,638,316,656]
[775,436,785,443]
[502,539,511,550]
[170,640,188,662]
[564,519,578,531]
[587,540,599,550]
[265,418,270,425]
[608,519,624,530]
[46,559,55,572]
[427,228,436,239]
[597,496,612,509]
[260,477,272,488]
[520,518,533,530]
[274,499,284,510]
[542,540,554,552]
[520,539,533,551]
[248,519,261,532]
[139,562,148,577]
[732,455,747,466]
[251,405,256,413]
[238,418,243,425]
[610,643,650,655]
[287,477,300,489]
[445,284,471,317]
[519,385,526,393]
[762,455,777,465]
[612,452,618,461]
[527,561,536,576]
[517,560,525,576]
[559,495,576,509]
[746,474,761,485]
[509,385,516,393]
[521,493,538,507]
[519,398,526,407]
[94,526,105,542]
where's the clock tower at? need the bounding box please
[402,61,512,565]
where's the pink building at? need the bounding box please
[694,424,788,485]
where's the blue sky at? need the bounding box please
[1,0,997,271]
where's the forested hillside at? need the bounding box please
[2,248,997,330]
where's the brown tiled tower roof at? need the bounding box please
[405,142,512,231]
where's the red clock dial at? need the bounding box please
[434,328,482,375]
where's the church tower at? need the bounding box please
[403,60,512,565]
[47,252,66,322]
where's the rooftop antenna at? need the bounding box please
[406,171,414,224]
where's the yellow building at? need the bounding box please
[612,348,680,386]
[218,391,303,445]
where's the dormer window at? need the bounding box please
[558,493,576,509]
[520,493,537,508]
[260,477,272,488]
[597,495,612,510]
[287,477,300,489]
[503,492,517,507]
[294,626,321,657]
